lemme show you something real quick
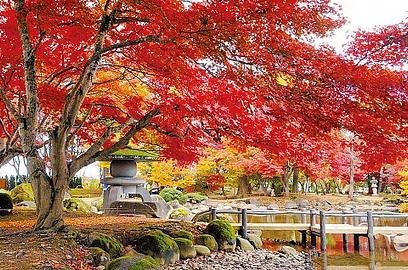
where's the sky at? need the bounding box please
[329,0,408,52]
[0,0,407,178]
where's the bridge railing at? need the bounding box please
[192,207,408,244]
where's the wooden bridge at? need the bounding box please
[193,208,408,253]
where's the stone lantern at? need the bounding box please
[100,147,157,211]
[101,159,152,210]
[370,177,378,196]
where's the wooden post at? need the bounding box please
[354,234,360,253]
[300,207,307,247]
[210,207,217,221]
[320,211,327,252]
[342,211,349,253]
[241,208,248,239]
[310,209,316,248]
[367,211,375,252]
[310,209,316,226]
[352,208,358,226]
[301,231,307,247]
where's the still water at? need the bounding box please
[234,214,408,269]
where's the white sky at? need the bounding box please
[0,0,407,178]
[329,0,408,52]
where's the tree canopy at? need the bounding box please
[0,0,406,230]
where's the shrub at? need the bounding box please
[179,193,208,204]
[169,208,191,219]
[0,193,13,210]
[63,198,92,212]
[400,203,408,213]
[10,183,34,203]
[159,188,183,202]
[82,179,102,190]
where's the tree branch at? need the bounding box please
[69,108,160,175]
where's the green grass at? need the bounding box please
[69,188,102,198]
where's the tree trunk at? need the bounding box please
[291,166,299,193]
[237,175,251,198]
[32,173,66,231]
[281,163,293,197]
[349,144,355,198]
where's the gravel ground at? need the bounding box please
[162,249,314,270]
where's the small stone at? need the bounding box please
[15,250,25,258]
[278,246,298,256]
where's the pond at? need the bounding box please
[233,214,408,269]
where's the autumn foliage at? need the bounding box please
[0,0,407,229]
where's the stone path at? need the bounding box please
[162,249,314,270]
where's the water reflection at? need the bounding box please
[229,213,408,268]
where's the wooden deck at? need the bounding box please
[231,222,408,235]
[198,208,408,254]
[230,222,310,231]
[311,224,408,235]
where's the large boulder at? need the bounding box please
[64,198,92,212]
[296,199,309,209]
[174,238,196,259]
[150,195,172,218]
[0,193,13,215]
[89,233,123,259]
[10,183,34,203]
[196,234,218,252]
[16,201,36,208]
[267,204,279,210]
[194,245,211,256]
[204,219,236,251]
[284,201,298,210]
[107,254,159,270]
[247,234,263,249]
[135,230,179,265]
[237,237,255,251]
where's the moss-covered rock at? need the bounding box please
[194,245,211,256]
[88,247,111,267]
[89,233,123,259]
[195,234,218,252]
[107,254,159,270]
[10,183,34,203]
[174,238,196,259]
[135,230,179,265]
[169,230,193,241]
[63,198,92,212]
[204,219,236,251]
